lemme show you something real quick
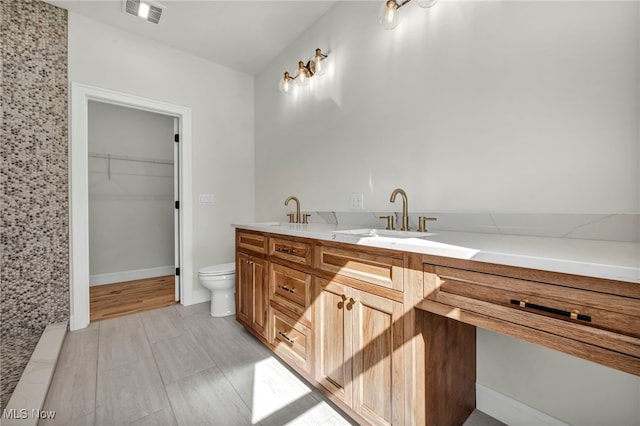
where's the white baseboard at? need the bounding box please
[476,383,569,426]
[90,266,175,286]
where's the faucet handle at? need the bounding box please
[286,213,295,223]
[302,214,311,224]
[417,216,437,232]
[379,215,395,230]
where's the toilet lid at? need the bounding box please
[198,262,235,276]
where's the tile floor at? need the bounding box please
[40,302,504,426]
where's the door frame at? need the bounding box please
[69,82,193,330]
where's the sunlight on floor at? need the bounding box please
[251,357,315,424]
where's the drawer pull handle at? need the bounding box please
[277,247,296,254]
[278,285,295,294]
[510,299,591,322]
[278,331,297,345]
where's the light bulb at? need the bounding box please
[311,48,328,76]
[379,0,401,30]
[278,72,292,94]
[416,0,438,7]
[295,61,311,86]
[138,2,150,19]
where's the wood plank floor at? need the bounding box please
[42,303,505,426]
[90,275,177,323]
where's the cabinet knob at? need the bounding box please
[338,294,347,310]
[346,297,356,311]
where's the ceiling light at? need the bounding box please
[138,2,150,19]
[124,0,165,24]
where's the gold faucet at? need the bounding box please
[389,188,410,231]
[284,196,301,223]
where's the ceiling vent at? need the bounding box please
[123,0,165,24]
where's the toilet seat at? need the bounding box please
[198,262,235,277]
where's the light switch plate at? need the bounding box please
[199,194,215,205]
[350,193,364,210]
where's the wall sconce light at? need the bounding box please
[279,48,329,94]
[279,72,293,95]
[379,0,438,30]
[296,61,313,87]
[310,48,328,76]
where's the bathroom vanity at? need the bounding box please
[234,223,640,426]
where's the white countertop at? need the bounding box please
[233,222,640,284]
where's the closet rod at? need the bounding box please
[88,151,174,165]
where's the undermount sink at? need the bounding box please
[332,228,436,240]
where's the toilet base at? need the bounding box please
[210,290,235,317]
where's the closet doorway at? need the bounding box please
[70,82,193,331]
[87,101,179,322]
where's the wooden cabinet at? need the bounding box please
[316,245,404,292]
[237,227,639,426]
[422,261,640,376]
[270,262,312,324]
[270,308,312,373]
[237,230,267,254]
[315,277,404,426]
[270,237,312,266]
[236,251,268,338]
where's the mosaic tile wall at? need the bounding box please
[0,0,69,408]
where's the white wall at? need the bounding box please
[88,101,174,277]
[69,13,254,297]
[255,1,639,219]
[254,1,640,424]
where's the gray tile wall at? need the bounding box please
[1,0,69,408]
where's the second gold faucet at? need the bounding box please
[389,188,410,231]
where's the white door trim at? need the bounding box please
[69,82,193,331]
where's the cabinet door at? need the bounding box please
[314,278,352,406]
[236,252,253,328]
[351,289,404,426]
[252,257,268,337]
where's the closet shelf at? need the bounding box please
[88,152,174,165]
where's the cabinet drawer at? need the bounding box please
[270,237,312,266]
[237,231,267,254]
[424,264,640,357]
[316,245,403,292]
[270,263,312,323]
[271,309,312,373]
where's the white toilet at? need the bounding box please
[198,262,236,317]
